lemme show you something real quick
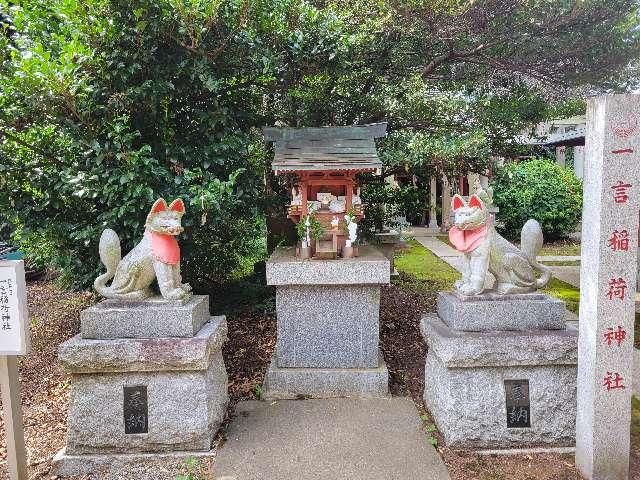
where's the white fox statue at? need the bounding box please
[94,198,192,301]
[449,189,552,296]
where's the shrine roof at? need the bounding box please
[264,123,387,173]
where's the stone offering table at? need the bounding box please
[422,292,578,449]
[53,295,228,476]
[264,246,390,398]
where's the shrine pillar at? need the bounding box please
[574,145,585,179]
[441,177,452,231]
[575,94,640,480]
[556,146,566,166]
[428,177,439,229]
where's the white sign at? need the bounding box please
[0,261,30,355]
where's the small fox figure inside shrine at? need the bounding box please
[94,198,192,301]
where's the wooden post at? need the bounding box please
[0,260,30,480]
[0,355,27,480]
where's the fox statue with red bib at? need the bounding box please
[94,198,192,301]
[449,188,551,296]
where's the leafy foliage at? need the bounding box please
[295,213,324,242]
[0,0,637,288]
[491,159,583,241]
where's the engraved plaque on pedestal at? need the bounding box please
[123,386,148,434]
[505,379,531,428]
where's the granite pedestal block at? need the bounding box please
[80,294,210,339]
[437,291,566,332]
[274,285,380,368]
[264,349,390,399]
[421,313,578,449]
[264,246,390,398]
[54,300,229,476]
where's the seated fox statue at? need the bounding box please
[449,188,551,296]
[94,198,192,301]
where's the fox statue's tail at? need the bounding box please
[520,219,552,289]
[93,229,122,296]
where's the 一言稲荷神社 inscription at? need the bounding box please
[504,379,531,428]
[576,95,640,480]
[123,386,148,434]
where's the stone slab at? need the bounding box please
[214,398,451,480]
[60,316,228,456]
[65,349,228,455]
[275,285,380,368]
[437,291,566,332]
[420,314,578,368]
[266,246,390,286]
[422,314,577,449]
[263,351,389,399]
[52,447,215,478]
[80,294,210,339]
[59,316,227,373]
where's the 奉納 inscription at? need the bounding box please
[505,379,531,428]
[123,385,148,434]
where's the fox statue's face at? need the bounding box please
[451,194,487,231]
[145,198,186,235]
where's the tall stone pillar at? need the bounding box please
[467,173,480,193]
[428,177,439,228]
[441,176,452,231]
[556,146,566,166]
[575,94,640,480]
[574,145,585,179]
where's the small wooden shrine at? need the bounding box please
[265,123,386,259]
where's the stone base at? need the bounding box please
[58,317,228,455]
[263,350,389,399]
[80,295,210,339]
[437,291,566,332]
[52,447,215,477]
[421,314,577,449]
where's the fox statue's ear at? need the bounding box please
[468,195,483,210]
[452,194,466,211]
[150,198,168,215]
[169,198,185,214]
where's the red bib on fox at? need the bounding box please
[147,230,181,265]
[449,225,488,253]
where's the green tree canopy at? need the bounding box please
[0,0,637,286]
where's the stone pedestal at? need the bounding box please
[53,297,229,477]
[264,246,390,398]
[422,294,578,449]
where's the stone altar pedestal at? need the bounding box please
[264,246,390,398]
[53,295,228,476]
[422,292,578,449]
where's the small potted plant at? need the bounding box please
[296,213,324,259]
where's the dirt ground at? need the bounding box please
[0,278,637,479]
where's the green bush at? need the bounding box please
[491,158,582,241]
[0,0,355,288]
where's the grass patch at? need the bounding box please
[436,235,454,248]
[395,240,459,292]
[439,234,580,257]
[540,260,581,267]
[541,277,580,313]
[632,396,640,450]
[538,241,581,256]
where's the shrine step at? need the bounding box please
[316,240,337,260]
